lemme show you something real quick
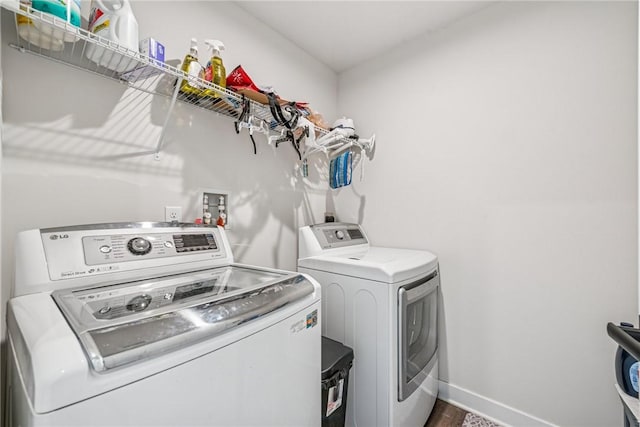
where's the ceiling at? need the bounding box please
[236,1,495,73]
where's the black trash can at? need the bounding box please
[321,336,354,427]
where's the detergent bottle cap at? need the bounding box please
[189,38,198,56]
[205,39,225,58]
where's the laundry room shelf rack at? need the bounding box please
[2,3,328,159]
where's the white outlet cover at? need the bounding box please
[165,206,182,222]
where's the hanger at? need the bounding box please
[234,96,257,154]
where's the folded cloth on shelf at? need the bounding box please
[329,150,353,189]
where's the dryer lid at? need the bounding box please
[298,247,438,283]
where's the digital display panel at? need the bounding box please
[182,234,210,247]
[173,234,217,252]
[347,229,364,239]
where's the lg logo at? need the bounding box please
[49,234,70,240]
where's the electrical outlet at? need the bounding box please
[165,206,182,222]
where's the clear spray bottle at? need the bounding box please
[203,39,226,99]
[179,38,202,96]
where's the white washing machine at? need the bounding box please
[6,222,321,427]
[298,223,439,427]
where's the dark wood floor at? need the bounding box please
[425,399,469,427]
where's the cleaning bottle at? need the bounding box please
[85,0,139,73]
[179,38,203,96]
[16,0,64,51]
[19,0,80,49]
[31,0,81,27]
[202,40,226,99]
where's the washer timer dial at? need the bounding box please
[127,237,152,256]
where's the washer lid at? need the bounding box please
[298,247,438,283]
[52,265,315,372]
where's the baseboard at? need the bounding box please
[438,381,558,427]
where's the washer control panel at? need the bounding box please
[37,223,231,283]
[310,223,368,249]
[83,232,218,265]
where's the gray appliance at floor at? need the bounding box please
[607,322,640,427]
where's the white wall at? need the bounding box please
[1,0,336,330]
[337,1,637,426]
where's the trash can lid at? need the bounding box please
[322,336,354,380]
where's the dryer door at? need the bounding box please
[398,269,439,401]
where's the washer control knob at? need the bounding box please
[126,294,152,312]
[98,306,111,315]
[335,230,346,240]
[128,237,152,255]
[99,245,112,254]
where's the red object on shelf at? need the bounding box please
[226,65,260,92]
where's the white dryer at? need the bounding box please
[6,222,321,426]
[298,223,439,427]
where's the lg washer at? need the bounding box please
[7,222,322,426]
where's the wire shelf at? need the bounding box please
[7,4,252,114]
[2,3,303,150]
[2,3,373,170]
